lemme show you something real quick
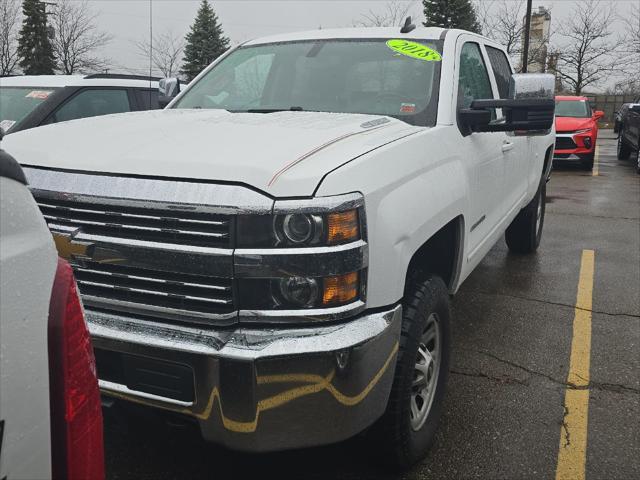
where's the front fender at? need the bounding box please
[315,126,468,308]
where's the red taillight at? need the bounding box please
[48,258,104,480]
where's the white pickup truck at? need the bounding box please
[3,26,555,468]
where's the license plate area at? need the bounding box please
[95,348,195,403]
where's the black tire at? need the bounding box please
[370,275,451,470]
[505,181,546,254]
[617,134,631,160]
[580,152,594,171]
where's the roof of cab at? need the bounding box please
[243,26,448,46]
[0,75,160,89]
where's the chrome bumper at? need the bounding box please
[89,305,402,452]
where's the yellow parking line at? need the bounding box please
[555,249,595,480]
[592,146,599,176]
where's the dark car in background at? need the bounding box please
[0,74,161,134]
[616,101,640,173]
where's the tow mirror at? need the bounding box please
[158,77,181,108]
[459,73,555,136]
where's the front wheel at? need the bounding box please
[580,152,594,171]
[505,181,546,254]
[370,275,451,470]
[617,134,631,160]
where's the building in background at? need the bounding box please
[521,6,551,73]
[546,51,563,92]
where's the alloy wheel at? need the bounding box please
[410,313,441,431]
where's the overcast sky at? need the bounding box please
[88,0,637,90]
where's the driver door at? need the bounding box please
[455,39,506,260]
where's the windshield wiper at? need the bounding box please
[246,106,304,113]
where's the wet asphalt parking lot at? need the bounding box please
[105,131,639,480]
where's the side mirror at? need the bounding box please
[158,77,181,108]
[459,73,556,136]
[594,110,605,120]
[630,104,640,113]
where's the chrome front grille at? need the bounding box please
[74,261,235,322]
[38,197,232,248]
[33,193,238,325]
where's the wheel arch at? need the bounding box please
[404,215,465,296]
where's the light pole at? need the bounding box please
[521,0,533,73]
[41,1,57,39]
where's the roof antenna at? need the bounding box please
[400,16,416,34]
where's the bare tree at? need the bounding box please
[617,0,640,92]
[135,30,185,78]
[474,0,496,36]
[477,1,555,73]
[353,0,416,27]
[478,0,524,57]
[50,0,112,74]
[0,0,21,75]
[555,0,621,95]
[626,1,640,56]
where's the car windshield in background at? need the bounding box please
[555,100,591,118]
[173,39,443,126]
[0,87,57,132]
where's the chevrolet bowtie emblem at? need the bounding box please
[52,230,94,262]
[51,231,126,265]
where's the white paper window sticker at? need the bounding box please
[25,90,53,100]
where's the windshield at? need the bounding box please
[0,87,57,132]
[555,99,591,118]
[173,39,443,126]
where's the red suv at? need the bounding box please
[553,96,604,171]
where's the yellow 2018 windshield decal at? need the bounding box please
[386,39,442,61]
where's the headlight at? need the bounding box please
[572,128,591,134]
[237,208,362,247]
[277,276,320,307]
[239,271,362,310]
[235,193,366,318]
[277,213,323,245]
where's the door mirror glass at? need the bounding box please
[158,78,181,108]
[459,73,556,136]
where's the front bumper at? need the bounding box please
[554,131,595,161]
[90,305,402,452]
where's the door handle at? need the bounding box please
[502,141,514,153]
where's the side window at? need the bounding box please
[135,89,159,110]
[486,46,513,99]
[49,89,131,123]
[585,101,593,117]
[457,42,495,110]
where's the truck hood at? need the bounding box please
[2,109,422,197]
[555,116,594,133]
